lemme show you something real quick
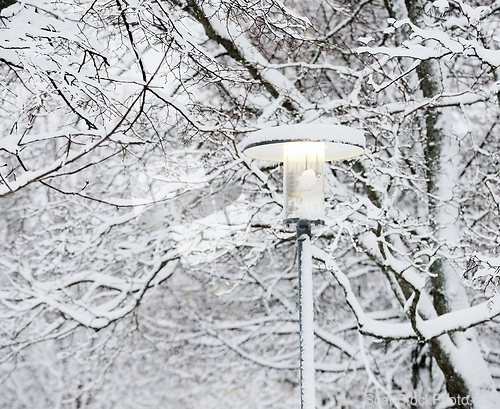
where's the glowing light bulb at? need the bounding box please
[298,169,318,191]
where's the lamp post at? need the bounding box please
[241,124,365,409]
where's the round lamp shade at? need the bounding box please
[241,124,365,162]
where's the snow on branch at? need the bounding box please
[463,254,500,295]
[313,241,500,341]
[180,0,314,115]
[0,253,179,334]
[415,294,500,340]
[358,18,500,69]
[312,245,416,340]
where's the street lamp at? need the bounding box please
[241,123,365,409]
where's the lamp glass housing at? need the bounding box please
[283,142,325,222]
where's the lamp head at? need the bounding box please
[241,124,365,224]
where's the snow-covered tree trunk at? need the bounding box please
[406,0,499,406]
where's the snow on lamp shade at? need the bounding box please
[241,124,365,223]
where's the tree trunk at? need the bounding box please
[400,0,500,406]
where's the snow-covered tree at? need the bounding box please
[1,1,500,408]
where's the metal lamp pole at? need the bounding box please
[296,220,315,409]
[241,124,365,409]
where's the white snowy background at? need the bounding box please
[1,0,500,408]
